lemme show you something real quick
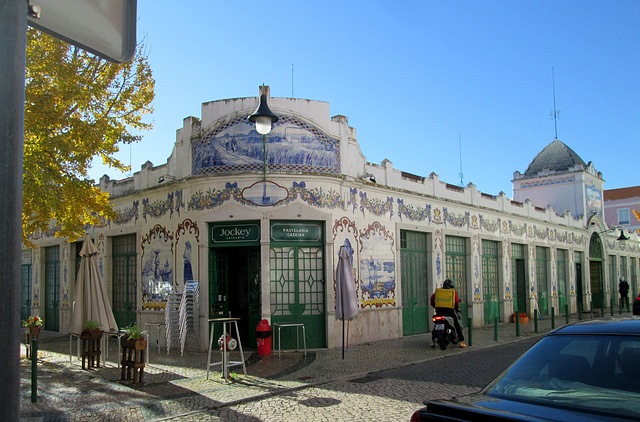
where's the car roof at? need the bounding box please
[548,317,640,336]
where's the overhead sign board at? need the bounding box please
[27,0,137,63]
[211,223,261,245]
[270,222,322,242]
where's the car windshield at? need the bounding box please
[484,333,640,419]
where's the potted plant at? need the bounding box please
[82,320,103,340]
[24,316,42,338]
[121,324,146,350]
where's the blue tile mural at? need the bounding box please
[141,225,174,310]
[359,221,396,308]
[192,115,340,176]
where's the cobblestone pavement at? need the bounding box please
[19,313,621,421]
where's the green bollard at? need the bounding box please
[565,304,569,325]
[515,310,520,337]
[551,307,556,329]
[31,338,37,404]
[534,309,539,333]
[610,298,614,316]
[494,317,499,341]
[578,301,582,321]
[467,317,472,347]
[590,301,593,319]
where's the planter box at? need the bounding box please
[121,337,146,383]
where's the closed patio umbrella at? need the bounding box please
[70,234,118,335]
[335,239,358,359]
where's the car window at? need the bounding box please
[485,334,640,419]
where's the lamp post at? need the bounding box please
[248,91,278,183]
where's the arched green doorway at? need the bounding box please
[589,233,605,312]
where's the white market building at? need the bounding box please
[24,86,640,351]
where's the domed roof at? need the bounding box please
[524,139,586,177]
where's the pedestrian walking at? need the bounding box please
[619,277,630,312]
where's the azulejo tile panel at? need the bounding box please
[192,115,340,176]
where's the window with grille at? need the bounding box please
[618,208,630,225]
[44,246,60,331]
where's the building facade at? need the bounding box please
[604,186,640,233]
[23,86,640,351]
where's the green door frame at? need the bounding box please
[209,221,262,347]
[401,230,429,336]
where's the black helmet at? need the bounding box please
[443,279,454,289]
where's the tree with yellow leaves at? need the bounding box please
[23,29,155,245]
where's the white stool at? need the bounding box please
[273,323,306,358]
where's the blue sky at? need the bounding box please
[90,1,640,197]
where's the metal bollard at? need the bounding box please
[578,301,582,321]
[515,310,520,337]
[551,307,555,329]
[610,298,614,316]
[494,317,499,341]
[534,309,538,333]
[467,318,472,347]
[590,301,593,319]
[31,338,37,404]
[565,304,569,325]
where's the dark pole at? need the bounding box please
[0,0,27,420]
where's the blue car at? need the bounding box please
[411,317,640,421]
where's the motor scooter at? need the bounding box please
[431,310,461,350]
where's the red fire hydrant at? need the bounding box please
[256,319,272,356]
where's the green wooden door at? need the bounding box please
[112,234,137,328]
[512,243,527,314]
[536,247,549,317]
[557,249,568,315]
[270,246,326,349]
[446,236,468,322]
[401,231,429,336]
[482,240,499,324]
[44,246,60,331]
[589,234,604,311]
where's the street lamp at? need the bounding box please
[248,90,278,203]
[595,225,629,242]
[249,92,278,181]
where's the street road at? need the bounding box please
[164,337,538,421]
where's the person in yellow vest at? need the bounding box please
[430,279,467,348]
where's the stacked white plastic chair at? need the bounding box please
[164,287,182,354]
[178,281,200,356]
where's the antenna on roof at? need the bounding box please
[458,133,464,187]
[550,68,560,140]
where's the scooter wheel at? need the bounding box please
[437,331,447,350]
